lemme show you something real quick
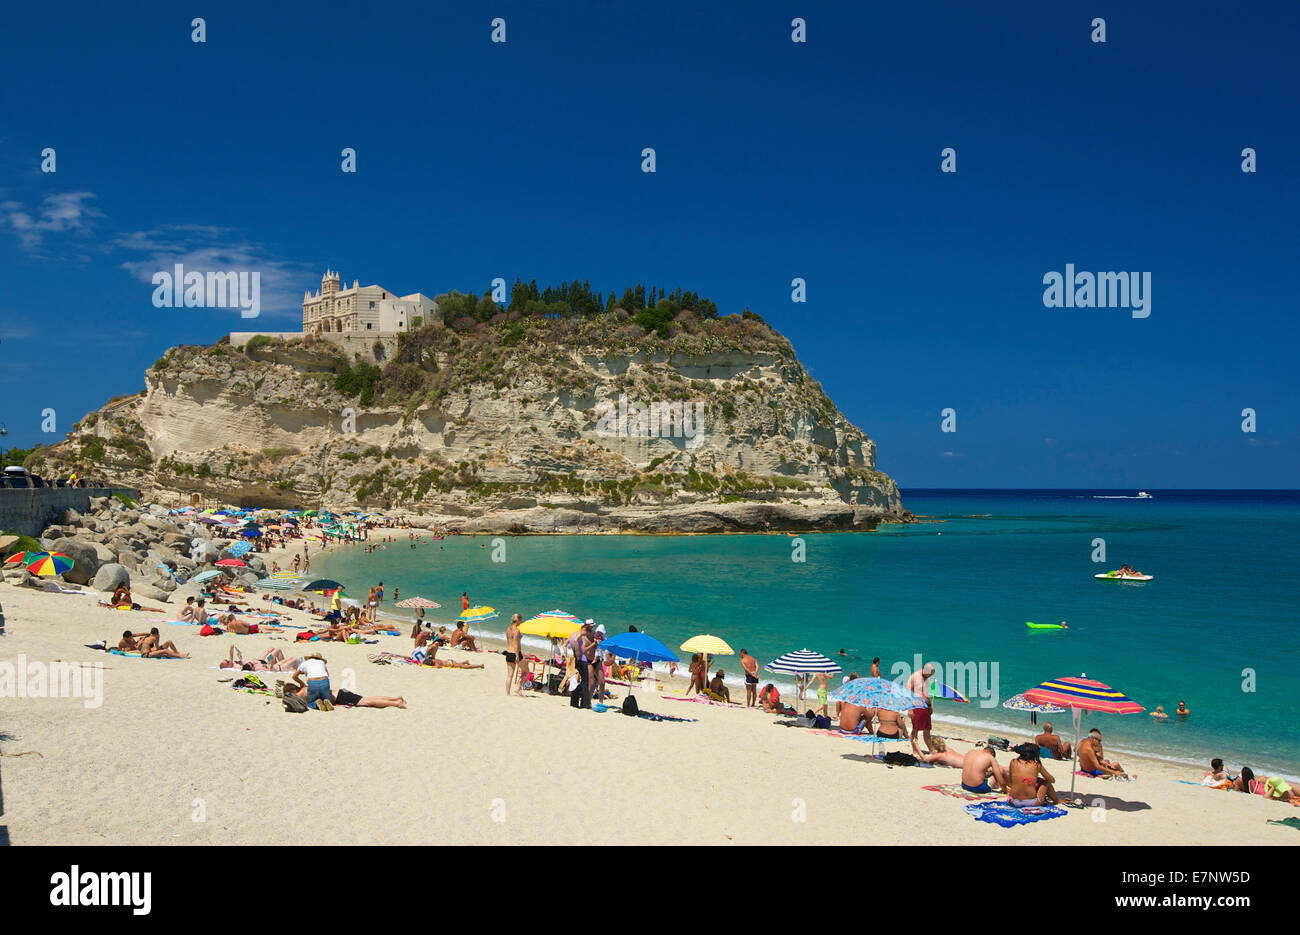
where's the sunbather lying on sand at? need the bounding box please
[915,736,964,767]
[284,672,407,709]
[217,613,283,635]
[106,585,165,613]
[418,645,485,670]
[220,646,300,672]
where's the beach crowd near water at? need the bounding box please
[2,497,1296,844]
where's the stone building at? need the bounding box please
[302,270,439,334]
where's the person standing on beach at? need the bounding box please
[905,663,935,752]
[591,624,608,701]
[569,620,595,709]
[505,613,526,696]
[739,648,759,707]
[686,654,704,696]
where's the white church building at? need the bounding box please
[302,270,439,334]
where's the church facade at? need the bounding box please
[302,270,439,334]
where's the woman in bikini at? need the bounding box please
[1007,744,1060,808]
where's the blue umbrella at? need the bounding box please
[599,632,678,697]
[226,540,252,557]
[829,677,926,711]
[239,528,261,538]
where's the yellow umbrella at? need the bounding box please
[520,615,582,639]
[681,634,734,700]
[680,634,734,656]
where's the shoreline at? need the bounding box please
[297,539,1294,783]
[3,579,1295,845]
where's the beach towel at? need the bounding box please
[924,783,1003,801]
[108,650,183,660]
[660,694,741,708]
[809,729,910,745]
[964,801,1067,827]
[1266,817,1300,830]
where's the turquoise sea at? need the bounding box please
[313,490,1300,777]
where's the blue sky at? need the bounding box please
[1,0,1296,487]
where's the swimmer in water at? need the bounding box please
[1176,700,1190,717]
[1151,705,1168,720]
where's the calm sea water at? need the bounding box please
[314,490,1300,777]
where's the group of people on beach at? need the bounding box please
[1202,757,1294,801]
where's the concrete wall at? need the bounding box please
[228,331,406,364]
[0,488,143,539]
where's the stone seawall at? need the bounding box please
[0,488,143,538]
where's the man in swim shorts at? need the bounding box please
[961,746,1007,794]
[904,663,935,751]
[739,648,759,708]
[813,672,829,717]
[1035,722,1072,760]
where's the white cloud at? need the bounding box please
[112,224,313,319]
[1,191,102,253]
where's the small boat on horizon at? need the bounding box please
[1136,491,1153,499]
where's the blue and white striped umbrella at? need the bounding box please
[829,677,927,712]
[764,649,842,675]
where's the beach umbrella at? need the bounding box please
[1024,675,1144,799]
[302,578,343,592]
[929,679,971,703]
[1002,692,1065,727]
[226,540,252,558]
[3,551,42,566]
[459,605,500,623]
[198,516,220,524]
[215,558,247,568]
[192,569,224,583]
[829,677,927,754]
[258,579,294,590]
[520,614,581,638]
[395,596,441,608]
[270,570,302,580]
[766,648,843,701]
[239,528,261,538]
[600,632,678,697]
[680,634,734,690]
[24,552,75,576]
[830,677,926,711]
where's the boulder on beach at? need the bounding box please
[92,563,131,593]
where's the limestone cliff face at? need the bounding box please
[35,315,907,531]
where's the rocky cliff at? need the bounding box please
[32,311,908,532]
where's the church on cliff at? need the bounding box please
[302,270,439,335]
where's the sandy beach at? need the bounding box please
[2,553,1295,846]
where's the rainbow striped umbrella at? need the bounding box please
[458,605,500,623]
[929,679,971,703]
[395,596,441,608]
[26,552,75,576]
[1024,675,1144,798]
[4,551,42,566]
[520,612,581,639]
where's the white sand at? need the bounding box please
[1,574,1296,845]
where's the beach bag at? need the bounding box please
[282,692,308,714]
[621,694,640,717]
[987,736,1011,751]
[883,751,918,767]
[200,624,215,636]
[813,715,832,729]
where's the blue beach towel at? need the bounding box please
[964,802,1067,827]
[108,650,183,660]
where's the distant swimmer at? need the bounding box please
[1151,705,1169,720]
[870,657,881,678]
[1176,700,1190,717]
